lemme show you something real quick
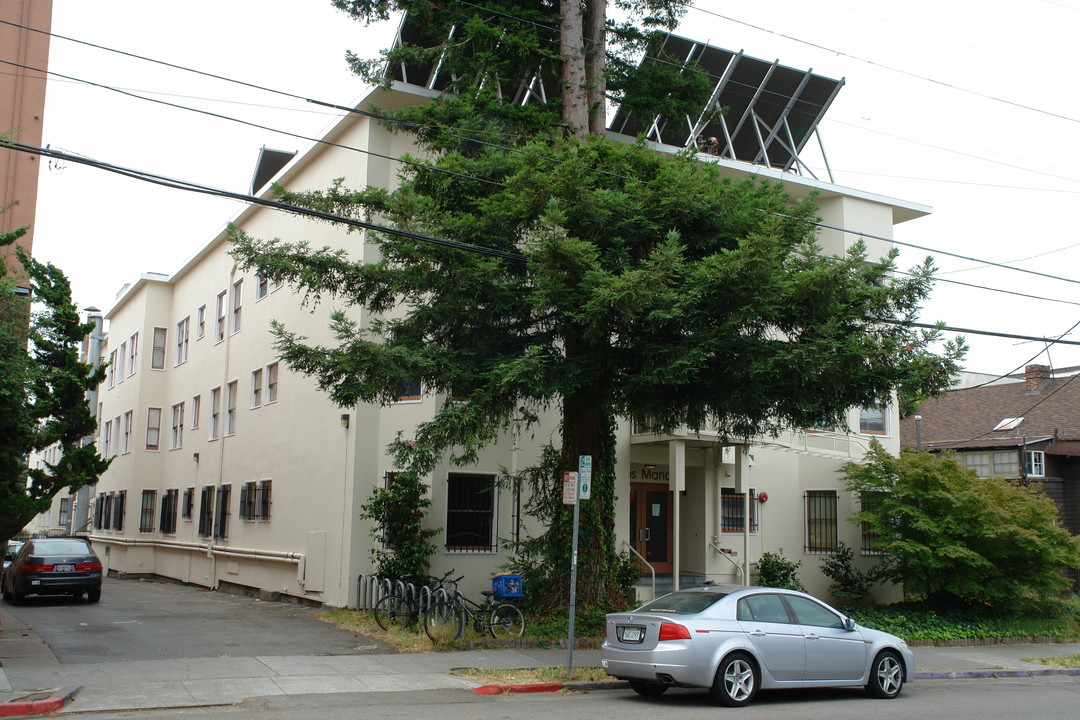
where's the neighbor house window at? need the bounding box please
[445,473,497,552]
[146,407,162,450]
[215,291,227,342]
[964,451,1019,478]
[198,486,215,537]
[256,273,271,300]
[160,488,178,534]
[1026,450,1045,477]
[225,380,238,435]
[805,490,838,553]
[103,418,113,457]
[127,332,138,375]
[107,350,117,388]
[196,305,206,339]
[170,402,185,449]
[191,395,201,429]
[112,416,121,457]
[858,406,886,435]
[151,327,168,369]
[251,368,263,408]
[176,317,190,365]
[720,488,758,533]
[58,497,70,527]
[139,489,157,533]
[266,362,279,403]
[964,452,990,477]
[209,386,221,440]
[117,342,126,380]
[121,410,133,454]
[230,279,243,335]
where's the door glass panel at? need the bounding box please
[645,490,669,562]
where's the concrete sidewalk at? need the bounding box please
[2,605,1079,715]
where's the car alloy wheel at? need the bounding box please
[711,652,758,707]
[866,650,904,699]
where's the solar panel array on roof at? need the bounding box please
[608,35,844,172]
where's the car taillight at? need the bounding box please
[658,622,691,641]
[76,562,102,571]
[21,564,52,572]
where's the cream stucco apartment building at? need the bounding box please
[35,36,928,608]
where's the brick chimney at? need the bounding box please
[1025,364,1051,392]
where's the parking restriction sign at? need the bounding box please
[562,472,578,505]
[578,455,592,500]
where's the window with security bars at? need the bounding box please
[720,489,758,533]
[113,490,126,531]
[860,491,887,554]
[159,489,178,534]
[805,490,838,553]
[198,486,215,537]
[94,493,105,530]
[446,473,496,552]
[182,487,194,519]
[102,492,113,529]
[215,484,231,539]
[139,490,157,533]
[239,481,272,521]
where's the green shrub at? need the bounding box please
[819,541,877,604]
[756,550,805,591]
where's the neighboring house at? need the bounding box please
[38,33,930,607]
[899,364,1080,588]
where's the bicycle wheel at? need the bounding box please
[488,603,525,639]
[424,599,463,643]
[374,594,414,632]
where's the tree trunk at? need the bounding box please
[584,0,607,136]
[560,0,589,138]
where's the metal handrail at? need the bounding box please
[623,540,655,601]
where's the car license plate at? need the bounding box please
[53,564,74,572]
[620,626,643,643]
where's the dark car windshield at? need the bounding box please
[636,591,728,615]
[31,540,93,555]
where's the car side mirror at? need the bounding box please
[842,617,857,631]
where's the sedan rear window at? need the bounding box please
[636,591,727,615]
[31,540,93,555]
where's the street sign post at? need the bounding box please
[578,455,592,500]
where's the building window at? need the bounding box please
[170,402,185,449]
[858,406,886,435]
[239,482,269,520]
[176,317,190,365]
[215,291,227,342]
[257,480,272,520]
[256,274,270,300]
[117,342,126,380]
[151,327,168,369]
[113,490,126,531]
[160,488,179,535]
[251,368,263,408]
[992,450,1018,477]
[198,486,215,537]
[112,416,121,457]
[209,387,221,440]
[196,305,206,339]
[445,473,496,552]
[805,490,838,553]
[102,492,113,530]
[182,487,194,520]
[58,497,70,527]
[191,395,201,429]
[860,491,887,554]
[94,493,103,530]
[266,362,279,403]
[230,279,243,335]
[963,452,989,477]
[720,489,758,533]
[139,490,157,533]
[1026,450,1045,477]
[103,418,113,457]
[215,484,231,539]
[128,332,138,375]
[107,350,117,388]
[146,407,162,450]
[225,380,238,435]
[122,410,133,454]
[963,451,1019,478]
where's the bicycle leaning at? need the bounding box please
[423,575,525,643]
[372,569,457,632]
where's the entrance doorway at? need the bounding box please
[630,482,673,573]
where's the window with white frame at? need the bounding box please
[127,332,138,375]
[146,407,162,450]
[963,451,1019,478]
[215,484,231,539]
[239,480,273,521]
[160,488,179,534]
[720,488,758,533]
[256,274,269,300]
[266,362,279,403]
[198,486,214,537]
[196,305,206,339]
[225,380,238,435]
[113,490,126,531]
[1026,450,1046,477]
[107,350,117,388]
[445,473,497,552]
[139,489,157,533]
[170,402,185,449]
[117,342,126,380]
[230,279,243,335]
[151,327,168,369]
[182,487,194,519]
[251,368,263,408]
[122,410,133,454]
[858,406,887,435]
[103,419,113,457]
[209,387,221,440]
[215,291,227,342]
[112,416,121,457]
[191,394,201,429]
[805,490,838,553]
[58,497,70,527]
[176,317,190,365]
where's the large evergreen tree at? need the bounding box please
[1,232,110,544]
[230,1,963,607]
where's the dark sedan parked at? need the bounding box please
[2,537,102,604]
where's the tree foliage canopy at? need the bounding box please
[1,235,110,544]
[841,441,1080,610]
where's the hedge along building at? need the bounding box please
[82,31,926,607]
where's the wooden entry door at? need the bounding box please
[630,483,673,574]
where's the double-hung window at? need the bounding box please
[176,317,190,365]
[127,332,138,375]
[209,387,221,440]
[146,407,162,450]
[215,484,231,539]
[113,490,126,531]
[858,406,886,435]
[139,490,157,533]
[122,410,133,454]
[266,362,279,403]
[198,486,215,537]
[151,327,168,369]
[182,487,194,520]
[159,488,178,534]
[215,290,227,342]
[170,402,185,449]
[225,381,238,435]
[196,305,206,339]
[251,368,263,408]
[445,473,497,552]
[230,280,243,335]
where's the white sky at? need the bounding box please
[25,0,1080,377]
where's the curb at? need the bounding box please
[0,686,79,717]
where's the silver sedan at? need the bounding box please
[601,585,913,707]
